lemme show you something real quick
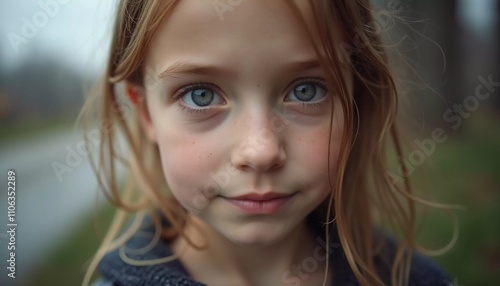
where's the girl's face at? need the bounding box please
[139,0,345,245]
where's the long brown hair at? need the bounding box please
[81,1,453,285]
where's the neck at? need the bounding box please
[172,215,329,286]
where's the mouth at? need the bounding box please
[222,192,296,215]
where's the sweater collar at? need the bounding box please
[98,216,358,286]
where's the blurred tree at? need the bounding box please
[407,0,459,127]
[0,51,83,122]
[495,0,500,110]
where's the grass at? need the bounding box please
[413,112,500,285]
[28,111,500,285]
[28,204,116,286]
[0,116,75,144]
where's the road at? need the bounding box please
[0,127,106,286]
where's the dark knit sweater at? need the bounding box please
[94,217,450,286]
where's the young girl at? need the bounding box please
[82,0,452,285]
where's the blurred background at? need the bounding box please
[0,0,499,285]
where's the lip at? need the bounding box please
[223,192,295,215]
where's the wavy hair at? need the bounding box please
[81,1,454,285]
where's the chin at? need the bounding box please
[214,219,297,246]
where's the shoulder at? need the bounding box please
[406,251,451,286]
[325,227,451,286]
[374,235,451,286]
[91,277,114,286]
[95,218,205,286]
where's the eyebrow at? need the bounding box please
[158,61,233,79]
[157,59,322,79]
[282,59,321,73]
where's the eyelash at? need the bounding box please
[292,77,328,92]
[173,82,217,99]
[176,102,210,114]
[173,82,220,114]
[172,77,329,113]
[287,77,329,108]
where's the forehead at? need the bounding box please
[145,0,323,72]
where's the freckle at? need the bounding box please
[192,141,195,144]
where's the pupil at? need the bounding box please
[192,89,214,106]
[294,84,315,101]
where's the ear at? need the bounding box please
[126,83,157,143]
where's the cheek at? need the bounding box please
[288,115,344,200]
[293,130,332,181]
[293,122,343,176]
[155,128,222,207]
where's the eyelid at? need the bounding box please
[173,82,226,116]
[284,77,329,101]
[286,77,328,94]
[172,82,223,100]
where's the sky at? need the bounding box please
[0,0,117,75]
[457,0,497,33]
[0,0,497,77]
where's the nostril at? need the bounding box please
[230,139,286,173]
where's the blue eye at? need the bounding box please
[286,80,327,103]
[179,85,224,108]
[293,84,316,101]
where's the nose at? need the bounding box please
[230,113,287,173]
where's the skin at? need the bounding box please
[134,0,347,285]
